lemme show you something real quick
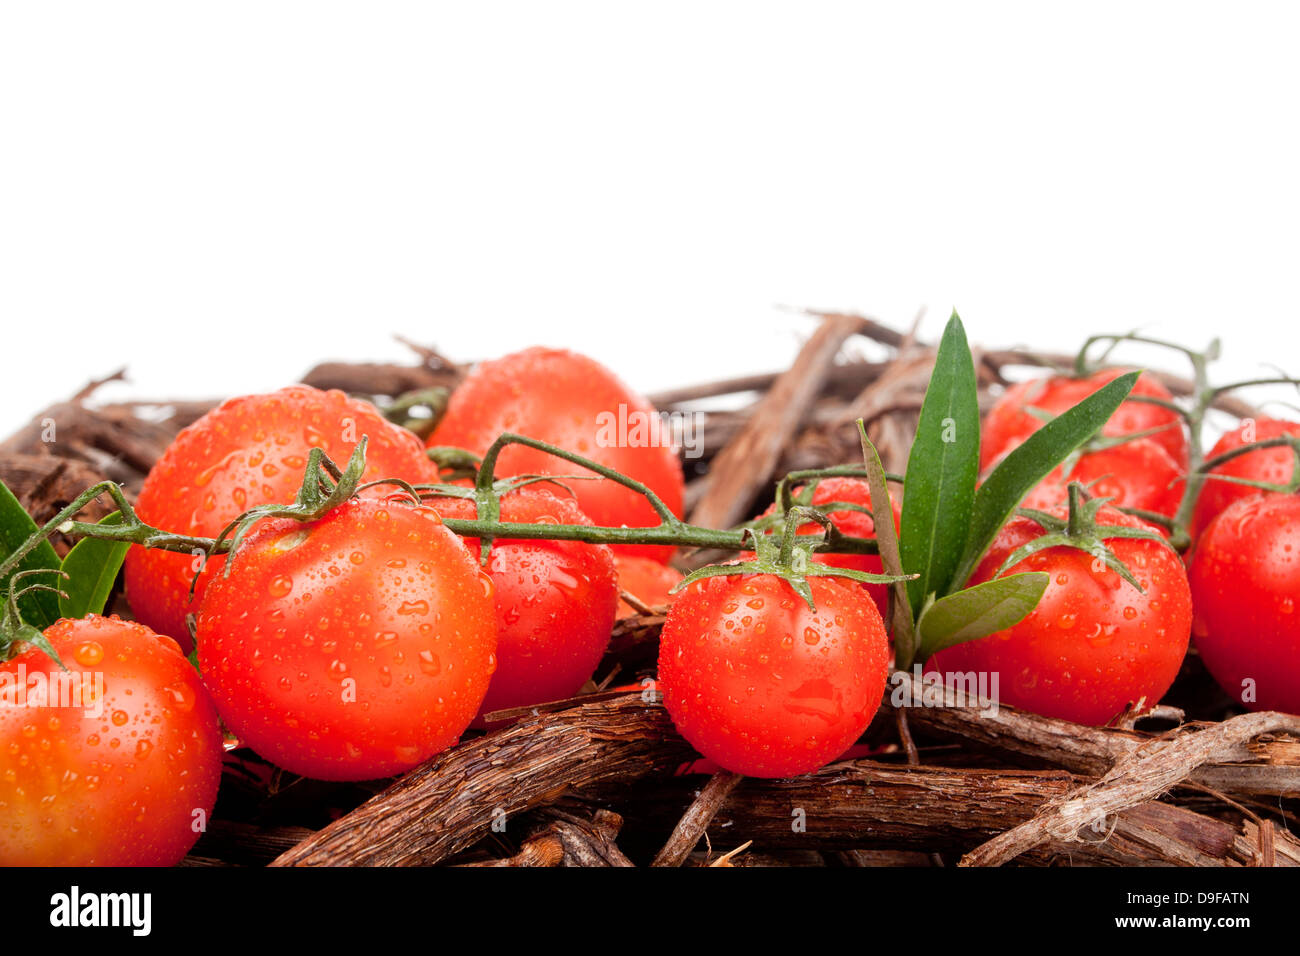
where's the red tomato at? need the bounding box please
[429,348,685,562]
[929,505,1192,725]
[0,615,223,865]
[196,496,497,781]
[1188,494,1300,715]
[1192,418,1300,538]
[750,477,900,622]
[658,573,890,778]
[430,487,618,716]
[982,369,1188,472]
[615,555,683,618]
[1017,439,1184,530]
[125,386,441,649]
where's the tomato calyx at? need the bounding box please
[671,506,912,611]
[207,439,379,583]
[0,568,69,668]
[1003,482,1175,592]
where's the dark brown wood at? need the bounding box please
[688,313,867,530]
[651,770,744,867]
[270,694,693,866]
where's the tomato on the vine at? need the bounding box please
[750,477,900,621]
[1016,438,1184,529]
[1188,493,1300,715]
[0,615,224,865]
[658,573,890,778]
[429,348,685,563]
[1192,417,1300,537]
[125,386,441,648]
[981,369,1188,471]
[929,505,1192,725]
[431,486,619,717]
[196,496,497,781]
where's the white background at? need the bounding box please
[3,2,1298,438]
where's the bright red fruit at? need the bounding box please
[196,496,497,781]
[658,573,890,778]
[615,555,683,618]
[429,348,685,562]
[125,386,441,648]
[0,615,223,865]
[929,505,1192,725]
[1192,418,1300,538]
[1188,494,1300,715]
[751,477,900,621]
[981,369,1188,471]
[431,487,619,716]
[1017,439,1184,529]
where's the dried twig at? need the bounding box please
[652,771,744,867]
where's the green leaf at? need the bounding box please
[899,311,980,613]
[915,572,1049,659]
[950,370,1140,588]
[59,511,129,619]
[0,479,62,629]
[857,421,916,667]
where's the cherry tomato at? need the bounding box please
[1188,493,1300,715]
[1017,439,1184,530]
[430,487,618,716]
[981,369,1188,471]
[658,573,890,778]
[125,386,441,649]
[1192,417,1300,538]
[196,496,496,781]
[615,555,683,618]
[0,615,223,865]
[750,477,900,622]
[929,505,1192,725]
[429,348,685,562]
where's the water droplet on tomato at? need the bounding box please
[73,641,104,667]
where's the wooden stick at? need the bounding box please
[651,771,744,867]
[271,694,692,866]
[960,711,1300,867]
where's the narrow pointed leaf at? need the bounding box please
[950,371,1139,589]
[916,572,1049,659]
[899,312,980,611]
[0,480,62,629]
[59,512,129,619]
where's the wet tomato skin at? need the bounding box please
[615,555,683,618]
[1192,418,1300,538]
[1188,494,1300,715]
[196,497,497,781]
[658,573,890,778]
[429,348,685,563]
[125,386,441,648]
[750,478,901,622]
[1017,439,1184,530]
[929,506,1192,726]
[432,487,619,717]
[981,369,1188,472]
[0,615,224,866]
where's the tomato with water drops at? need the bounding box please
[196,496,497,780]
[658,573,890,778]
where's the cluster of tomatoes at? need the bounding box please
[3,348,1297,867]
[936,369,1300,725]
